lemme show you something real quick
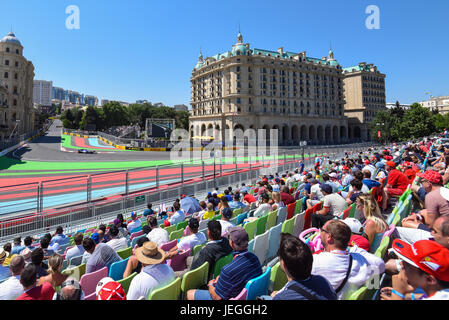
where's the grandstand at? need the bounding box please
[1,135,449,301]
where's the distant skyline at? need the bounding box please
[1,0,448,107]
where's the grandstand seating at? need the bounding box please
[148,277,181,300]
[180,261,209,299]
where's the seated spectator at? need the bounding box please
[146,216,169,247]
[218,197,230,213]
[342,218,371,252]
[0,255,25,300]
[43,233,59,253]
[223,189,233,202]
[30,248,48,279]
[345,179,363,206]
[362,170,381,190]
[322,173,339,194]
[127,242,175,300]
[81,233,101,264]
[190,221,233,275]
[202,203,216,221]
[271,191,285,212]
[0,248,11,282]
[187,227,263,300]
[312,184,348,229]
[281,186,295,206]
[16,264,55,300]
[341,166,354,188]
[20,236,35,260]
[306,179,325,209]
[127,212,142,233]
[39,237,54,259]
[83,237,122,274]
[123,237,149,279]
[252,193,272,219]
[311,220,385,299]
[268,234,337,300]
[50,226,70,248]
[113,218,128,238]
[54,277,84,300]
[219,207,235,237]
[382,161,410,210]
[241,189,257,205]
[10,237,25,255]
[193,201,208,220]
[95,277,127,300]
[116,213,128,229]
[106,225,129,252]
[228,194,248,211]
[166,202,185,226]
[37,253,68,288]
[381,239,449,300]
[98,224,110,243]
[143,203,154,217]
[356,193,389,247]
[165,218,207,260]
[65,233,85,264]
[2,243,12,266]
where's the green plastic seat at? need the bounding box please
[244,219,258,241]
[181,261,209,298]
[348,203,357,218]
[212,253,233,278]
[295,199,303,215]
[281,216,295,235]
[148,277,181,300]
[374,236,390,259]
[116,246,133,260]
[118,272,137,294]
[232,208,242,219]
[266,210,278,231]
[164,224,177,235]
[169,228,185,241]
[256,214,268,236]
[211,215,221,222]
[348,286,368,300]
[176,221,188,231]
[62,263,86,282]
[270,262,288,292]
[192,244,205,256]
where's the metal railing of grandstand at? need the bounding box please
[0,142,387,243]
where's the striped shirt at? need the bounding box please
[214,250,262,300]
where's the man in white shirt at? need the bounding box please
[219,208,235,237]
[127,212,142,233]
[165,218,207,259]
[0,255,25,300]
[312,184,348,228]
[311,220,385,300]
[65,233,85,263]
[306,179,324,209]
[106,225,129,252]
[127,242,175,300]
[362,160,376,178]
[168,202,185,226]
[146,216,169,247]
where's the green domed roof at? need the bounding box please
[232,43,249,56]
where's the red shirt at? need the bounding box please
[281,192,295,205]
[16,282,55,300]
[387,169,409,191]
[243,194,257,203]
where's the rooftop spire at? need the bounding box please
[237,25,243,44]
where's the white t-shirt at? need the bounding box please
[147,228,169,247]
[106,237,129,252]
[127,219,142,232]
[323,193,348,216]
[362,165,376,177]
[311,184,324,200]
[425,289,449,300]
[127,264,175,300]
[219,220,235,237]
[253,203,272,218]
[177,232,207,251]
[311,246,385,300]
[0,275,24,300]
[65,245,85,262]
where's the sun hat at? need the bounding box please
[96,277,126,300]
[392,239,449,282]
[342,218,364,235]
[417,170,443,185]
[329,172,338,179]
[135,241,166,265]
[21,248,32,263]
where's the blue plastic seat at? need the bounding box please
[245,267,271,300]
[109,257,130,281]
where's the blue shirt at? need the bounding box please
[51,234,70,247]
[10,245,25,255]
[214,251,262,300]
[273,276,337,300]
[304,183,312,194]
[225,195,233,202]
[169,210,185,226]
[143,209,154,217]
[362,179,381,190]
[0,265,10,282]
[228,201,248,210]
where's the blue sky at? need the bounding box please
[1,0,448,107]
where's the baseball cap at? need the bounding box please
[417,170,443,185]
[188,217,200,230]
[320,184,332,194]
[386,161,397,168]
[342,218,364,235]
[222,207,233,219]
[342,166,350,171]
[130,212,136,218]
[228,227,249,248]
[329,172,338,179]
[364,160,370,165]
[392,239,449,282]
[90,232,100,244]
[402,161,412,168]
[96,277,126,300]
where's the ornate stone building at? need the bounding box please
[0,32,35,141]
[189,32,349,146]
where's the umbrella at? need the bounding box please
[180,196,201,214]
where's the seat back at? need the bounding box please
[270,262,288,292]
[256,214,269,236]
[131,234,147,248]
[80,266,109,296]
[276,207,287,225]
[286,202,296,220]
[181,261,209,297]
[129,230,144,242]
[164,224,177,234]
[63,245,74,256]
[232,208,242,218]
[266,223,283,263]
[84,292,97,300]
[109,258,129,281]
[116,246,133,260]
[199,219,210,230]
[236,212,248,226]
[230,288,247,300]
[117,272,137,294]
[57,243,71,255]
[374,235,391,259]
[266,210,278,231]
[295,199,303,214]
[160,239,178,252]
[211,215,221,222]
[253,230,270,265]
[248,239,254,253]
[312,201,323,213]
[62,263,86,281]
[292,212,305,238]
[281,216,295,235]
[348,286,368,300]
[212,253,233,278]
[69,255,83,267]
[348,203,357,218]
[169,229,185,241]
[245,267,271,300]
[192,244,205,256]
[176,220,188,231]
[168,248,192,272]
[244,219,258,241]
[303,208,313,230]
[340,207,351,220]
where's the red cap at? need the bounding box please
[402,162,412,167]
[97,281,127,300]
[364,160,370,165]
[417,170,443,185]
[342,166,350,171]
[393,239,449,282]
[386,161,396,168]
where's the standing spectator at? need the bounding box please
[127,212,142,233]
[16,264,55,300]
[143,203,154,217]
[0,248,11,283]
[165,218,207,259]
[0,255,25,300]
[30,248,48,279]
[106,225,129,252]
[146,216,169,247]
[187,227,262,300]
[356,194,389,246]
[10,237,25,255]
[312,184,348,229]
[190,221,233,275]
[268,234,337,300]
[219,207,235,237]
[311,220,385,299]
[83,238,122,274]
[127,242,175,300]
[50,226,70,248]
[37,253,68,288]
[65,233,85,263]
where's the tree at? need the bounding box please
[80,106,100,130]
[400,103,435,140]
[102,102,129,128]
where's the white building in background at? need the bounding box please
[420,96,449,114]
[174,104,188,111]
[33,80,53,107]
[386,102,411,110]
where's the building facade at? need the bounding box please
[0,32,35,141]
[189,32,349,146]
[342,63,386,141]
[174,104,188,112]
[33,79,53,107]
[84,95,98,106]
[420,96,449,114]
